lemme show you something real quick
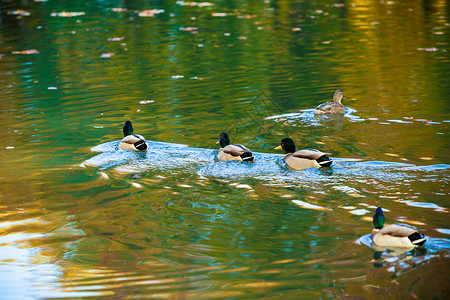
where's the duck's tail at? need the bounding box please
[409,232,427,246]
[134,140,148,151]
[317,155,332,167]
[240,152,254,162]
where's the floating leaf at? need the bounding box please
[7,10,31,17]
[100,53,115,58]
[138,9,164,17]
[51,12,86,17]
[107,37,124,41]
[212,12,227,17]
[12,49,39,54]
[179,27,198,31]
[417,47,438,52]
[139,100,154,104]
[111,8,127,12]
[176,1,214,7]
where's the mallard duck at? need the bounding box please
[275,137,332,170]
[314,89,346,115]
[118,121,148,151]
[216,132,254,162]
[371,207,427,248]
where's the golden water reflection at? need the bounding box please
[0,0,449,298]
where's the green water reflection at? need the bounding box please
[1,0,449,299]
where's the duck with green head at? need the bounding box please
[118,120,148,151]
[216,132,254,162]
[275,138,332,170]
[371,207,427,248]
[314,89,346,115]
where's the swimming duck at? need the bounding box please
[275,137,332,170]
[371,207,427,248]
[118,120,148,151]
[314,89,346,115]
[216,132,254,162]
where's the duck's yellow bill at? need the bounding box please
[216,140,220,144]
[274,145,282,150]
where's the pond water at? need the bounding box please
[1,0,449,299]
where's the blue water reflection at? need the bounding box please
[357,233,450,272]
[83,140,449,186]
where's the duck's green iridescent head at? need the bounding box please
[373,207,385,229]
[275,137,296,154]
[123,120,134,136]
[217,132,230,148]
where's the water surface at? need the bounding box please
[1,0,449,299]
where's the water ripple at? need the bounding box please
[357,233,450,256]
[265,108,361,126]
[82,140,450,188]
